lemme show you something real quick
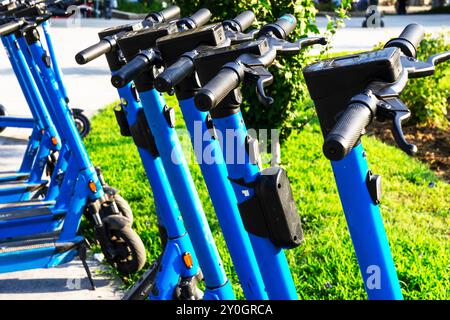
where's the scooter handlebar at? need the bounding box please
[258,14,297,39]
[154,56,194,92]
[146,5,181,23]
[188,8,212,27]
[322,102,373,161]
[194,66,241,112]
[223,10,255,32]
[111,53,152,88]
[385,23,424,58]
[75,38,114,65]
[0,19,24,36]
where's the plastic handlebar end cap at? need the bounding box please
[195,89,216,112]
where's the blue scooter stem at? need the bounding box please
[138,89,234,299]
[116,83,200,299]
[41,20,69,102]
[27,41,97,178]
[331,143,403,300]
[212,111,298,300]
[178,97,268,300]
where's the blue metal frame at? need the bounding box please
[41,20,69,102]
[212,111,298,300]
[0,34,59,202]
[178,97,268,300]
[115,82,201,300]
[138,88,235,300]
[331,143,403,300]
[0,28,104,272]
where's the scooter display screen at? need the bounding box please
[304,47,402,83]
[303,47,403,100]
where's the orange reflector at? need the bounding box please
[182,252,193,269]
[88,180,97,193]
[51,136,58,146]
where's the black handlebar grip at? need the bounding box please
[258,14,297,40]
[158,5,181,22]
[189,8,212,27]
[0,20,23,36]
[323,103,372,161]
[154,56,194,92]
[75,39,113,65]
[111,55,150,88]
[385,23,424,58]
[232,10,255,31]
[194,68,241,112]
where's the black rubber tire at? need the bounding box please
[73,111,91,138]
[103,186,133,225]
[0,104,6,134]
[104,226,146,275]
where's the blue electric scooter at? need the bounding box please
[102,12,238,300]
[108,10,270,300]
[75,6,207,300]
[0,1,89,201]
[0,11,146,277]
[152,15,325,300]
[302,24,449,299]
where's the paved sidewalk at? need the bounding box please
[0,254,124,300]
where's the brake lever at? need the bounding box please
[426,51,450,66]
[376,97,417,155]
[271,36,327,55]
[244,65,274,106]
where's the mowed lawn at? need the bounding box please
[84,94,449,300]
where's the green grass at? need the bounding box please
[116,0,161,14]
[84,95,449,300]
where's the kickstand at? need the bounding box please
[78,240,96,290]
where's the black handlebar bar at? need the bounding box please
[111,50,158,88]
[195,65,242,111]
[385,23,424,58]
[257,14,297,40]
[177,8,211,29]
[0,19,24,36]
[194,15,301,111]
[146,5,180,23]
[223,10,255,32]
[75,37,115,65]
[74,5,182,65]
[154,56,195,92]
[323,103,373,160]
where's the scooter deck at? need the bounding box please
[0,171,30,183]
[0,180,48,200]
[0,232,83,274]
[0,200,55,212]
[0,201,65,240]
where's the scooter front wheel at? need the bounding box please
[0,104,7,133]
[103,226,146,275]
[73,109,91,138]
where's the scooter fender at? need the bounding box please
[102,214,131,230]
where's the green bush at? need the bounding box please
[399,33,450,128]
[116,0,162,14]
[175,0,351,140]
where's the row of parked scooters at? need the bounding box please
[0,0,448,300]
